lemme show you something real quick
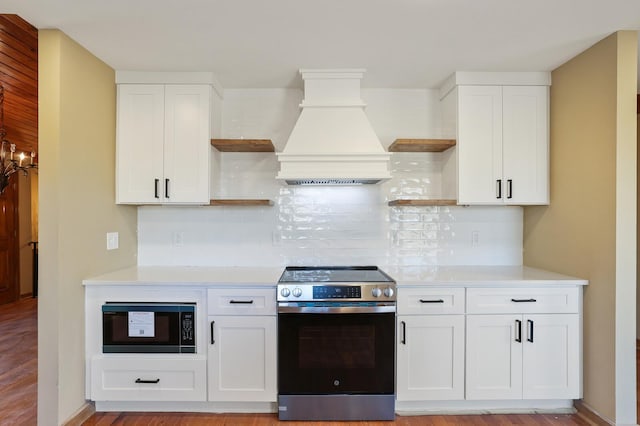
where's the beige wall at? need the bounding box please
[38,30,137,425]
[523,31,637,424]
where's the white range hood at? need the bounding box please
[276,69,391,185]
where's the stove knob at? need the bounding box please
[280,287,291,298]
[371,287,382,298]
[292,287,303,298]
[383,287,394,298]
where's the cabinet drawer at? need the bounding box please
[466,287,579,314]
[91,356,206,401]
[207,288,276,315]
[398,287,465,315]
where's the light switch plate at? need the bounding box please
[106,232,119,250]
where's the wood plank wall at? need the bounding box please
[0,15,37,155]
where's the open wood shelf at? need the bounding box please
[211,139,275,152]
[388,138,456,152]
[209,199,273,206]
[388,199,457,206]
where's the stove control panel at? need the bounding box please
[277,284,396,302]
[313,285,361,299]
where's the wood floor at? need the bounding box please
[0,297,634,425]
[83,412,596,425]
[0,297,37,425]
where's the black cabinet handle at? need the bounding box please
[165,178,170,198]
[401,321,406,345]
[496,179,502,199]
[210,320,215,344]
[507,179,513,199]
[527,319,534,343]
[229,300,254,304]
[511,298,537,303]
[154,179,160,199]
[419,299,444,304]
[515,319,522,343]
[135,378,160,384]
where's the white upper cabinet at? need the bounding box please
[501,86,549,204]
[116,84,211,204]
[441,72,550,205]
[457,85,504,204]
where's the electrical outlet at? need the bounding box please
[471,231,480,247]
[173,231,184,247]
[106,232,119,250]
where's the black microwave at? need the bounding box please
[102,302,196,353]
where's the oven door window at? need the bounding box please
[278,312,395,394]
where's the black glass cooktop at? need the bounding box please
[278,266,394,284]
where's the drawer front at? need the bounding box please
[207,288,276,316]
[91,357,206,401]
[398,287,465,315]
[466,287,579,314]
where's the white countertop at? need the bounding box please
[383,265,587,286]
[83,265,587,287]
[83,266,284,287]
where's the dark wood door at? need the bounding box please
[0,178,19,305]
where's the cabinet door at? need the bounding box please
[502,86,549,205]
[116,84,165,204]
[163,85,211,204]
[466,314,522,399]
[522,314,580,399]
[397,315,465,401]
[457,85,503,205]
[208,316,277,402]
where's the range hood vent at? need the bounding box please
[276,69,391,185]
[285,178,383,185]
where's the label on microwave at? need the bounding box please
[128,311,155,337]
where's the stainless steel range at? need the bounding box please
[276,266,396,421]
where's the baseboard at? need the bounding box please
[62,402,95,426]
[20,293,33,299]
[574,400,614,426]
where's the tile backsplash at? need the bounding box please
[138,153,522,267]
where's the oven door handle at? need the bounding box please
[277,305,396,314]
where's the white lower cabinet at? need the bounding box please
[91,356,207,401]
[396,287,465,401]
[207,315,277,402]
[396,315,465,400]
[466,313,580,400]
[206,288,277,403]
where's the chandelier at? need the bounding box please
[0,83,37,194]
